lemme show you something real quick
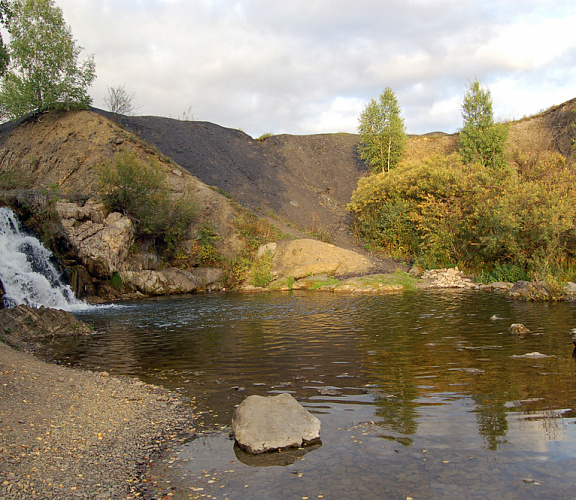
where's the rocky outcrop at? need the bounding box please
[0,305,92,350]
[119,268,203,296]
[189,268,226,291]
[265,239,374,280]
[232,393,321,454]
[55,200,134,277]
[507,281,551,300]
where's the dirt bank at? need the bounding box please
[0,341,195,499]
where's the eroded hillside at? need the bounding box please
[97,98,576,249]
[0,98,573,291]
[96,111,369,249]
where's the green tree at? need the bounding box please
[459,79,508,169]
[358,87,407,173]
[0,0,96,120]
[0,1,12,77]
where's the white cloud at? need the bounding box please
[54,0,576,137]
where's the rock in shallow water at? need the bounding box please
[510,323,530,334]
[231,393,321,454]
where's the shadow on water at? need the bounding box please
[42,290,576,499]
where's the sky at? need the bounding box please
[52,0,576,138]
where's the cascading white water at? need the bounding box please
[0,206,88,311]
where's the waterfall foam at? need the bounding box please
[0,207,88,310]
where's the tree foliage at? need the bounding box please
[0,0,96,120]
[0,1,11,77]
[349,153,576,278]
[358,87,407,173]
[459,79,508,169]
[104,84,138,115]
[96,151,197,255]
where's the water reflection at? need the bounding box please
[41,290,576,498]
[234,441,322,467]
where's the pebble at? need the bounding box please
[0,344,195,499]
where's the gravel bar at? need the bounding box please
[0,342,195,499]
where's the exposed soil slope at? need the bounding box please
[96,98,576,249]
[0,98,574,263]
[95,110,369,249]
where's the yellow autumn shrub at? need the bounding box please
[349,152,576,278]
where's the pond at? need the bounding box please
[42,290,576,499]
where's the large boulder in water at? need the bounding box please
[507,280,551,300]
[232,393,321,454]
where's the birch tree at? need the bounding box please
[0,0,96,120]
[358,87,407,173]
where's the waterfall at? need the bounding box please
[0,206,88,311]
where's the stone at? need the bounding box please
[267,239,374,280]
[0,305,92,349]
[507,280,551,300]
[480,281,512,291]
[56,200,135,277]
[119,268,203,295]
[190,268,225,290]
[422,267,475,289]
[510,323,530,334]
[408,265,424,278]
[257,242,277,259]
[232,393,321,454]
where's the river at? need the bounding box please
[40,290,576,499]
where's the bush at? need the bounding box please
[196,223,222,266]
[476,263,529,284]
[349,153,576,278]
[96,151,197,255]
[251,251,273,287]
[110,271,123,291]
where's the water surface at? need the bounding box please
[44,290,576,499]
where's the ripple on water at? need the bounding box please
[46,291,576,499]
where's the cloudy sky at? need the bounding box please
[55,0,576,137]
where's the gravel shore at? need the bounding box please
[0,341,195,499]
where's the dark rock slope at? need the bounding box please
[95,110,369,248]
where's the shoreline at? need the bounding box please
[0,341,195,499]
[0,274,571,498]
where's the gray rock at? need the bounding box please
[56,200,135,277]
[190,267,225,289]
[120,268,202,295]
[508,280,551,300]
[408,265,424,278]
[232,393,321,454]
[489,281,513,290]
